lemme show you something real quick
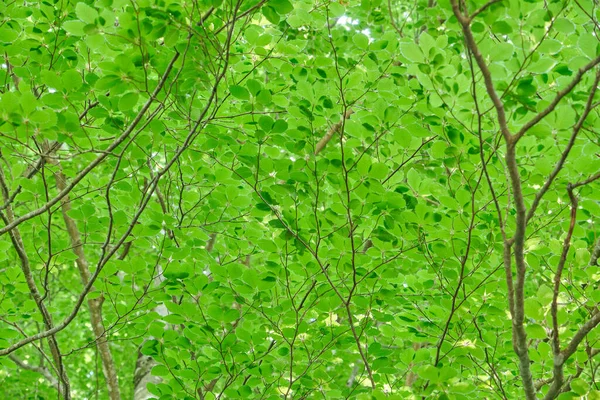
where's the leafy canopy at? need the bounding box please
[0,0,599,399]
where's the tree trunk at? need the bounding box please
[55,170,121,400]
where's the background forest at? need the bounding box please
[0,0,600,399]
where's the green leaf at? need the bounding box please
[419,32,436,56]
[258,115,274,132]
[76,2,98,24]
[150,365,170,376]
[570,378,588,395]
[446,126,462,145]
[407,168,420,189]
[578,33,598,59]
[63,21,87,36]
[262,5,280,23]
[418,365,438,382]
[62,70,83,91]
[400,42,425,63]
[524,298,544,320]
[118,92,139,111]
[256,90,272,105]
[290,171,309,182]
[30,109,57,128]
[329,2,345,17]
[352,33,369,50]
[490,42,514,61]
[384,106,398,123]
[247,79,262,95]
[272,119,288,133]
[270,0,293,14]
[230,85,250,100]
[516,78,537,97]
[242,269,258,287]
[492,20,512,34]
[554,18,575,33]
[526,324,547,340]
[394,128,413,148]
[0,26,19,44]
[369,163,388,180]
[529,58,557,74]
[164,28,180,47]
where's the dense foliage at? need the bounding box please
[1,0,599,399]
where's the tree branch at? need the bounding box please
[9,354,59,391]
[468,0,503,21]
[314,109,354,155]
[544,185,578,400]
[561,312,600,365]
[0,51,180,237]
[0,166,71,399]
[450,1,536,397]
[526,70,600,222]
[450,1,512,142]
[55,167,121,400]
[515,57,600,142]
[591,237,600,267]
